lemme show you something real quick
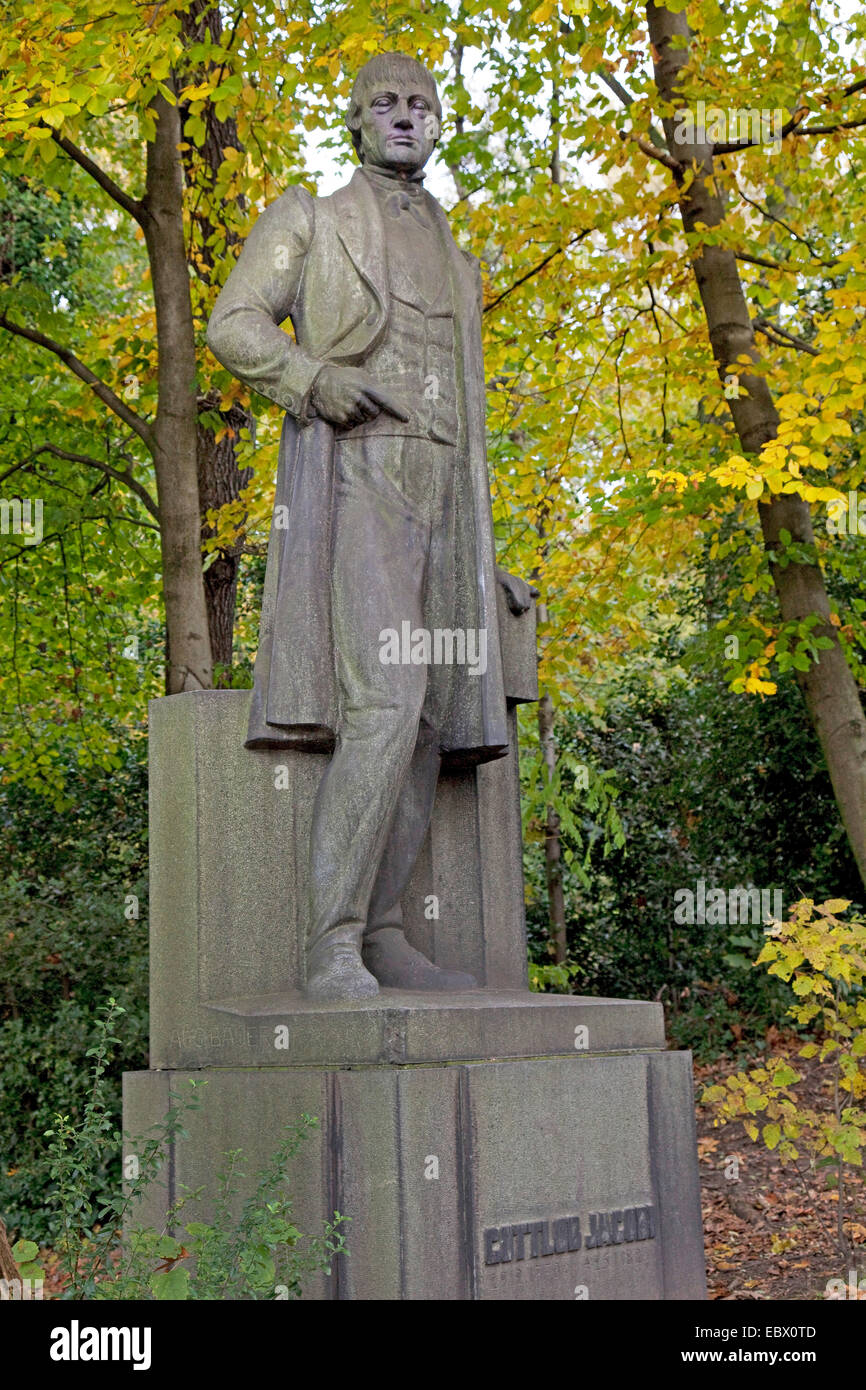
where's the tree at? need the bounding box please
[0,0,290,692]
[0,8,211,691]
[2,0,865,900]
[644,0,866,884]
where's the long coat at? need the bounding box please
[207,167,509,768]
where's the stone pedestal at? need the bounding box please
[125,590,706,1299]
[125,1035,705,1300]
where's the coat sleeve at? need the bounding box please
[460,247,484,318]
[206,187,324,421]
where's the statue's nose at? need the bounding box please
[392,102,413,127]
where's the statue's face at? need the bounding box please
[358,76,439,172]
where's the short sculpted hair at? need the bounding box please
[346,53,442,160]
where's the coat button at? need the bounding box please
[365,309,377,326]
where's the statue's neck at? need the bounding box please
[361,161,426,186]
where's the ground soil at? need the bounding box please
[696,1033,866,1300]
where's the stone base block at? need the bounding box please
[124,1041,706,1301]
[161,989,665,1068]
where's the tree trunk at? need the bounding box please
[182,0,254,680]
[0,1218,21,1285]
[647,1,866,887]
[196,399,253,674]
[534,80,567,965]
[538,686,568,964]
[142,89,212,694]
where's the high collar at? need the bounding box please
[361,161,426,195]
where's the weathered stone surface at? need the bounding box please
[124,1045,706,1301]
[160,989,665,1069]
[134,612,706,1300]
[496,580,538,705]
[148,599,540,1068]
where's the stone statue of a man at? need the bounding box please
[207,53,529,1001]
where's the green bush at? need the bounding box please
[41,1002,347,1301]
[0,745,148,1243]
[522,668,862,1058]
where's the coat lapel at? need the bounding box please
[425,194,479,321]
[333,169,389,312]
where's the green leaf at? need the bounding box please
[154,1234,183,1258]
[763,1123,781,1150]
[150,1267,190,1300]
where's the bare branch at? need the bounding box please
[732,250,822,274]
[112,512,161,531]
[791,116,866,136]
[31,443,160,519]
[735,251,782,270]
[0,533,62,568]
[0,511,157,569]
[625,132,683,173]
[714,105,866,154]
[483,229,592,315]
[727,178,838,267]
[0,314,155,452]
[50,131,148,227]
[595,70,667,149]
[754,318,820,356]
[713,106,809,154]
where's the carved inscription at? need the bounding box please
[483,1204,657,1265]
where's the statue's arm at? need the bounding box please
[206,188,324,421]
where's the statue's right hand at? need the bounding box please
[310,366,410,428]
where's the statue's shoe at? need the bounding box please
[363,927,477,991]
[305,944,379,1002]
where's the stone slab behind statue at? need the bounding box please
[148,583,536,1069]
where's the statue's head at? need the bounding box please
[346,53,441,174]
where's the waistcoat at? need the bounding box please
[348,171,458,446]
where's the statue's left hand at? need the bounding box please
[495,567,539,615]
